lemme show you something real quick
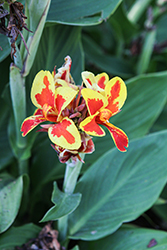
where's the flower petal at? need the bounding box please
[21,115,46,136]
[104,122,129,152]
[80,114,105,136]
[48,117,81,150]
[54,55,72,83]
[33,109,43,116]
[81,71,96,89]
[105,77,127,115]
[95,73,109,90]
[81,88,108,115]
[55,87,78,117]
[31,70,55,109]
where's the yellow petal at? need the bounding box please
[81,88,108,115]
[48,117,81,150]
[105,76,127,115]
[31,70,55,109]
[80,113,105,136]
[95,73,109,90]
[81,71,95,89]
[55,87,78,118]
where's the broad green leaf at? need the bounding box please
[0,174,23,233]
[85,71,167,167]
[69,130,167,240]
[79,225,167,250]
[41,182,81,222]
[47,0,122,25]
[82,35,134,78]
[151,103,167,132]
[0,223,40,250]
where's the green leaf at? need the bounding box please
[110,3,138,42]
[156,13,167,43]
[40,182,81,222]
[0,223,40,250]
[47,0,122,25]
[151,103,167,132]
[0,174,23,233]
[85,71,167,166]
[22,0,51,76]
[153,184,167,223]
[136,29,156,74]
[127,0,153,23]
[79,225,167,250]
[82,35,134,78]
[68,130,167,240]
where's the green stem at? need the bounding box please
[58,154,85,242]
[63,153,85,194]
[18,159,29,176]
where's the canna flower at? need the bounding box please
[21,70,82,150]
[79,71,129,152]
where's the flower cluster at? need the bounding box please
[21,56,128,163]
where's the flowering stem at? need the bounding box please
[63,153,85,194]
[58,153,85,242]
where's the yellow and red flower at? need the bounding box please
[21,57,128,163]
[21,69,81,150]
[80,71,129,152]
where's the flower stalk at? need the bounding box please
[58,153,85,241]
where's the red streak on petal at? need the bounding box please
[86,78,92,86]
[35,76,55,108]
[55,94,66,115]
[82,116,104,135]
[105,123,128,152]
[21,116,45,136]
[106,80,121,114]
[51,119,75,144]
[61,70,67,80]
[87,98,104,115]
[97,76,106,89]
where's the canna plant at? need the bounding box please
[1,0,167,250]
